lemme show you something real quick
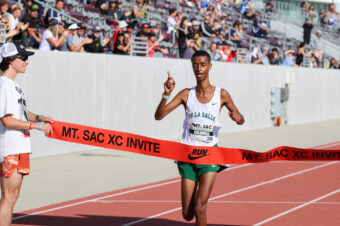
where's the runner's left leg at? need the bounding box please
[195,172,217,226]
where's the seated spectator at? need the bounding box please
[136,23,150,37]
[207,42,219,61]
[129,0,149,25]
[63,24,92,52]
[147,32,168,57]
[328,58,337,69]
[19,4,42,48]
[230,22,242,47]
[268,48,281,65]
[39,18,68,51]
[8,4,23,31]
[111,20,128,46]
[250,47,264,64]
[113,32,129,55]
[201,15,216,37]
[84,26,110,53]
[106,1,117,21]
[265,2,274,16]
[96,0,109,14]
[222,42,237,63]
[109,1,126,24]
[45,0,64,26]
[19,0,33,21]
[258,23,269,39]
[0,0,10,19]
[283,49,298,67]
[311,30,322,50]
[310,54,319,68]
[260,47,270,65]
[183,39,198,59]
[72,23,87,49]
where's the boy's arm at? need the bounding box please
[154,71,188,120]
[221,89,244,125]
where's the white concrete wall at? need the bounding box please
[14,51,340,158]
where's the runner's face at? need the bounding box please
[191,56,211,81]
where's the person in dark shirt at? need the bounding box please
[84,26,110,53]
[302,17,313,45]
[113,32,129,55]
[187,20,202,48]
[21,4,42,48]
[267,48,281,65]
[44,0,64,27]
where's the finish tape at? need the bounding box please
[49,121,340,164]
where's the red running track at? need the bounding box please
[12,141,340,226]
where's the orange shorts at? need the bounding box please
[0,154,30,178]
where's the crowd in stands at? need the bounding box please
[0,0,339,69]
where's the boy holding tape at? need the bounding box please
[0,42,53,225]
[155,50,244,225]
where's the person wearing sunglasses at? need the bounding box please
[0,41,53,225]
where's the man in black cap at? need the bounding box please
[0,41,53,225]
[84,26,110,53]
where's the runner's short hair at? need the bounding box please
[191,50,211,63]
[0,55,17,72]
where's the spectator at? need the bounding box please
[337,60,340,69]
[188,19,202,48]
[129,0,149,25]
[21,4,43,48]
[250,47,264,64]
[283,49,298,67]
[230,22,242,47]
[302,17,313,45]
[201,15,215,37]
[222,42,237,63]
[296,42,312,66]
[147,32,167,57]
[96,0,108,14]
[328,58,337,69]
[307,5,316,21]
[8,4,23,31]
[0,0,10,19]
[106,1,117,22]
[19,0,33,21]
[84,26,110,53]
[258,22,269,39]
[39,19,68,51]
[265,2,274,16]
[113,32,129,55]
[268,48,281,65]
[167,8,179,34]
[62,23,91,52]
[311,30,322,47]
[183,39,198,59]
[110,1,126,23]
[260,47,270,65]
[72,23,87,49]
[206,42,219,61]
[177,17,189,58]
[136,23,149,37]
[45,0,64,26]
[310,54,319,68]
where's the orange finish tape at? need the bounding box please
[49,121,340,164]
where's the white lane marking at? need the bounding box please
[121,161,337,226]
[13,164,251,221]
[93,200,340,205]
[312,141,340,149]
[254,189,340,226]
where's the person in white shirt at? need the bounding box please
[8,4,22,31]
[39,18,68,51]
[155,50,244,225]
[0,42,53,225]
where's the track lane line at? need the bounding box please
[254,189,340,226]
[13,163,252,221]
[121,161,337,226]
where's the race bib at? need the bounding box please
[188,122,214,143]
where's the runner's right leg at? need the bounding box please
[181,177,198,221]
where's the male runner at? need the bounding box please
[0,42,53,226]
[155,50,244,226]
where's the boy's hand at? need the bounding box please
[229,112,244,125]
[164,71,176,96]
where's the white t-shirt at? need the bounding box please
[8,14,19,30]
[39,30,54,51]
[0,77,31,162]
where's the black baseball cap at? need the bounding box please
[0,41,34,58]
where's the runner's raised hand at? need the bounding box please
[164,71,176,96]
